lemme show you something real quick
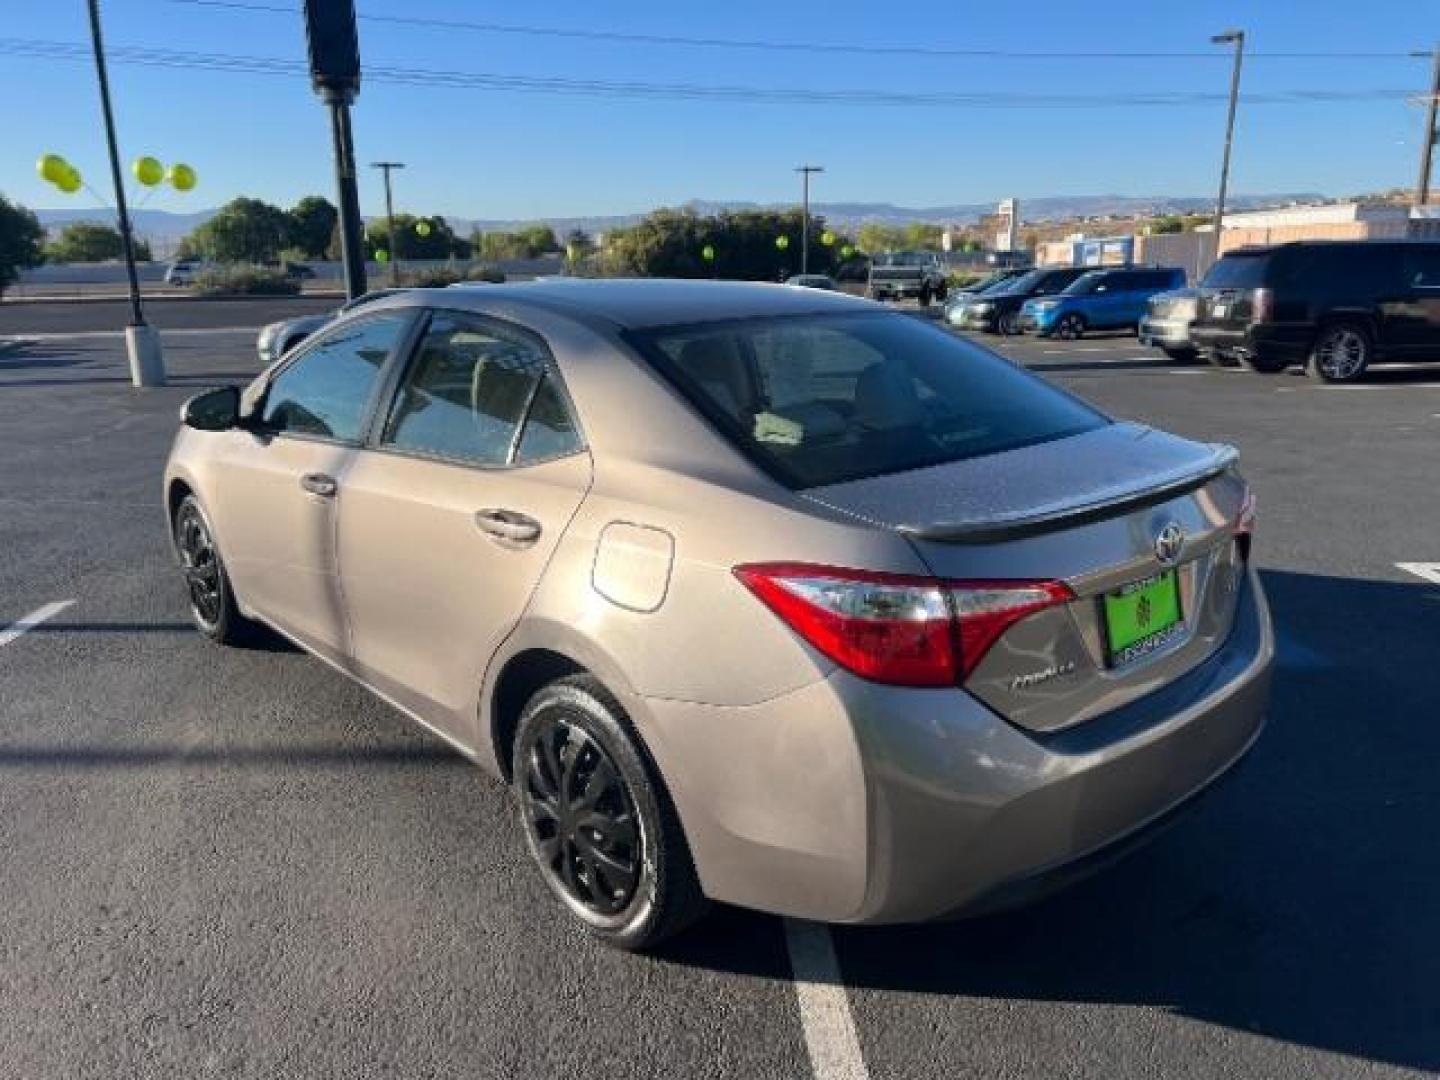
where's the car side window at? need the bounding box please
[260,313,409,441]
[382,311,581,467]
[1404,247,1440,288]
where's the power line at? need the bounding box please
[0,37,1418,110]
[164,0,1421,61]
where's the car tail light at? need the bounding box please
[733,563,1072,688]
[1235,487,1257,562]
[1251,288,1274,323]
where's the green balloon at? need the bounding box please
[375,249,390,263]
[775,235,790,251]
[821,230,836,246]
[38,153,69,184]
[167,163,197,192]
[415,220,432,237]
[56,169,82,195]
[841,245,855,258]
[701,244,716,262]
[133,156,164,186]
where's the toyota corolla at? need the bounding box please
[165,280,1273,949]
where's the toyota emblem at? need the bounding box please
[1154,521,1185,566]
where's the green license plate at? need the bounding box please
[1103,570,1182,666]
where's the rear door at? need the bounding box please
[210,310,414,662]
[1390,245,1440,357]
[336,309,592,750]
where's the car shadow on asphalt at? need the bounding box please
[667,569,1440,1073]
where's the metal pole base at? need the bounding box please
[125,324,166,388]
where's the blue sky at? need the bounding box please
[1,0,1433,220]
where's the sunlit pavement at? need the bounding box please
[3,303,1438,1079]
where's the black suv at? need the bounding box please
[947,264,1095,334]
[1190,240,1440,382]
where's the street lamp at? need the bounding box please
[1210,29,1246,260]
[370,161,405,285]
[795,165,824,275]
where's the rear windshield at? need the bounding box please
[631,311,1107,489]
[1202,253,1270,288]
[989,268,1048,295]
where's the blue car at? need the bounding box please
[1019,266,1186,339]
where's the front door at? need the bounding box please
[336,310,592,750]
[209,310,414,661]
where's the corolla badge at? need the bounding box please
[1154,521,1186,566]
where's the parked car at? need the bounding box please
[784,274,838,291]
[942,270,1024,327]
[1020,267,1186,339]
[164,261,199,287]
[168,280,1271,949]
[947,265,1095,334]
[283,261,316,280]
[1139,287,1201,361]
[255,288,404,365]
[1190,240,1440,382]
[867,251,948,306]
[952,268,1025,296]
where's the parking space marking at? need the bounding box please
[1396,563,1440,585]
[784,919,869,1080]
[0,600,75,649]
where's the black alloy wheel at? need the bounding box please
[522,715,641,917]
[513,675,707,949]
[173,494,253,644]
[1055,313,1086,340]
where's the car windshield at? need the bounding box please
[1202,253,1270,288]
[632,311,1107,489]
[875,253,927,267]
[987,268,1050,296]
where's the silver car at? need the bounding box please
[255,289,404,365]
[1139,286,1200,361]
[168,280,1272,949]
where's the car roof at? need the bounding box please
[424,278,872,330]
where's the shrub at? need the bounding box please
[193,266,301,296]
[465,265,506,284]
[397,266,465,288]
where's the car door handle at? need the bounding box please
[300,472,338,497]
[474,509,542,546]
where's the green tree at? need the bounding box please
[1151,215,1184,235]
[42,221,153,263]
[364,214,468,261]
[286,196,338,259]
[601,207,852,281]
[183,197,291,263]
[0,194,44,296]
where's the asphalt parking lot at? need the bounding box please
[2,298,1439,1079]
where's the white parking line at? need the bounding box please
[784,919,869,1080]
[1397,563,1440,585]
[0,600,75,648]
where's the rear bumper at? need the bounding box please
[1191,323,1313,362]
[643,568,1274,924]
[948,308,998,331]
[870,280,925,298]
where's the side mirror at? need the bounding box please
[181,386,240,431]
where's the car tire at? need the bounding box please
[996,311,1019,336]
[1162,346,1199,362]
[1204,350,1237,368]
[1307,322,1372,383]
[935,282,949,302]
[513,674,709,951]
[1055,313,1086,340]
[918,286,932,308]
[1241,352,1290,374]
[173,494,257,645]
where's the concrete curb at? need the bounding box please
[0,290,345,307]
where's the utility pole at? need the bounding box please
[87,0,163,387]
[795,165,824,275]
[305,0,366,300]
[371,161,405,285]
[1210,29,1245,265]
[1414,43,1440,205]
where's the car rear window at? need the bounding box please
[1202,253,1271,288]
[632,312,1107,489]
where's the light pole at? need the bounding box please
[1210,29,1246,263]
[1413,43,1440,205]
[86,0,163,387]
[796,165,824,275]
[371,161,405,285]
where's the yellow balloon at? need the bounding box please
[38,153,69,184]
[133,156,164,186]
[775,235,790,250]
[821,230,836,246]
[415,220,432,237]
[375,249,390,263]
[56,169,82,195]
[167,163,197,192]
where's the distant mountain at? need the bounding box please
[33,192,1328,245]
